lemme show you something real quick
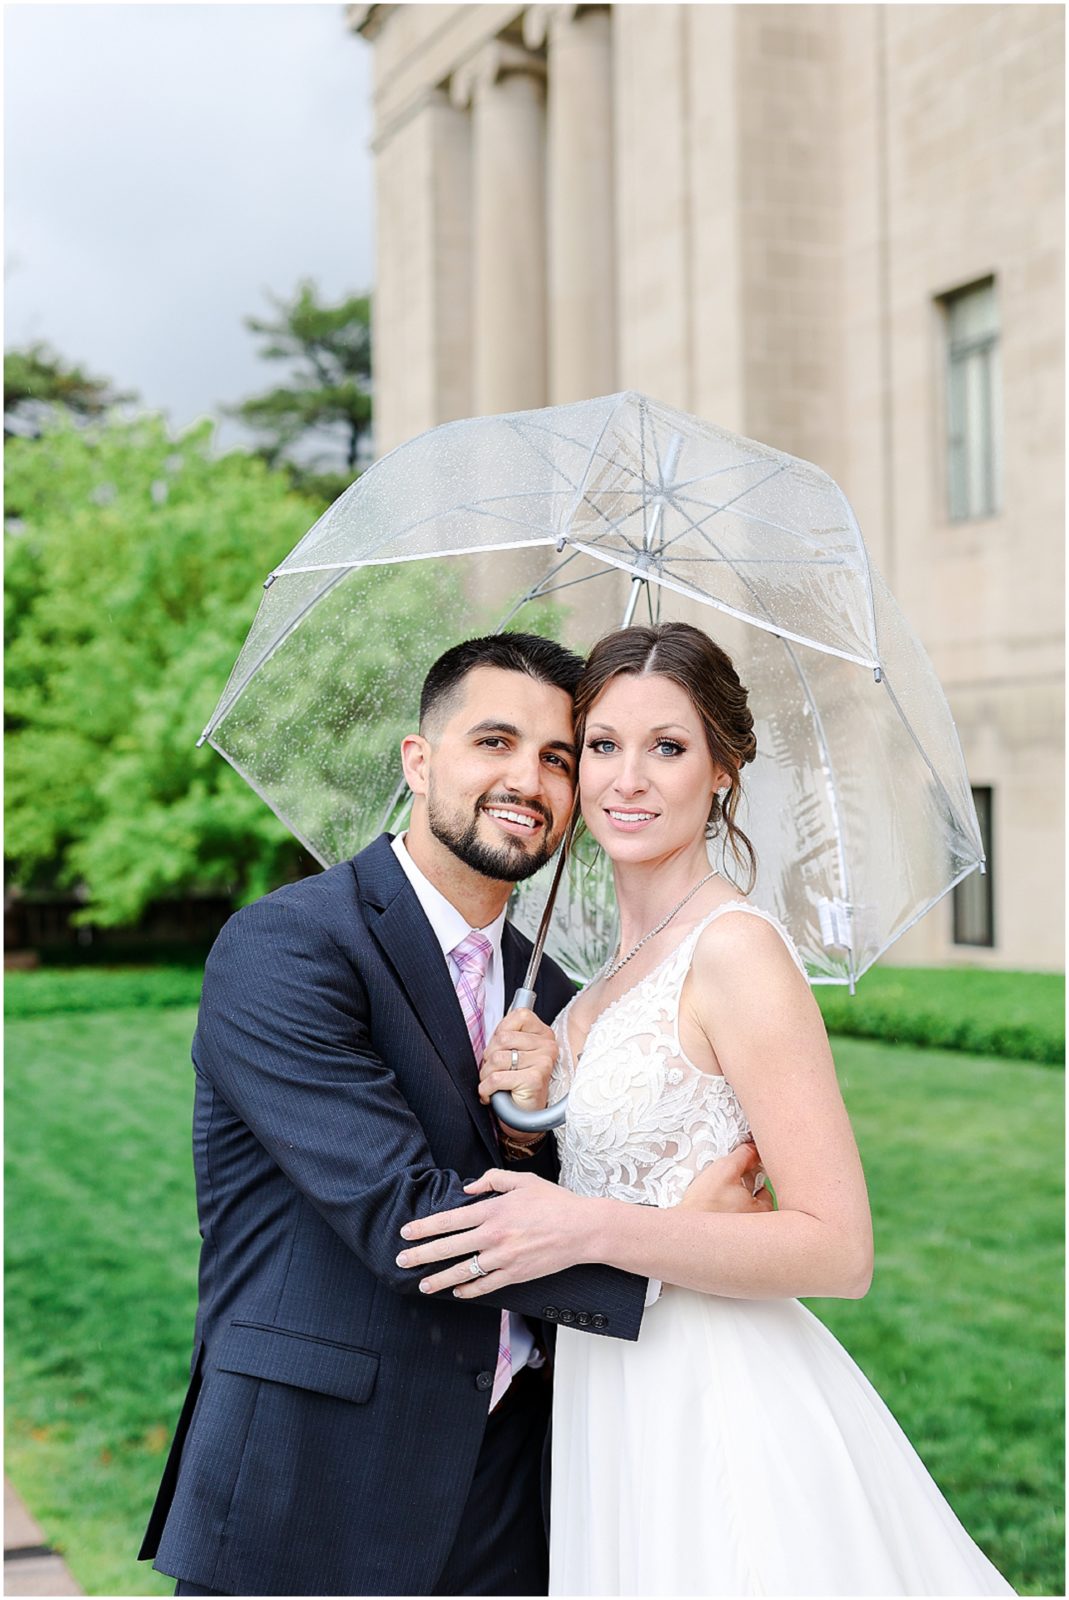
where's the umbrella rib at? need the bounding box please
[438,500,558,536]
[854,857,985,982]
[852,508,883,664]
[275,536,571,578]
[288,434,655,571]
[648,491,857,959]
[664,457,775,491]
[438,489,582,507]
[560,390,632,547]
[639,399,651,545]
[668,486,852,548]
[651,554,849,568]
[492,554,620,630]
[648,405,670,497]
[668,486,851,556]
[202,567,352,739]
[510,413,613,455]
[276,504,559,573]
[506,402,713,559]
[377,775,414,837]
[527,565,626,600]
[878,674,981,847]
[207,739,334,870]
[654,463,790,555]
[564,542,878,667]
[501,412,648,550]
[769,638,855,984]
[653,469,868,662]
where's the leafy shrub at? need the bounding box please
[817,967,1064,1066]
[5,965,203,1019]
[5,417,315,923]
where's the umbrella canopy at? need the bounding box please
[201,391,983,987]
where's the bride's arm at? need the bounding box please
[399,917,872,1302]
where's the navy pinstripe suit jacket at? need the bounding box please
[140,834,647,1596]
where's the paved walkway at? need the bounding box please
[4,1479,82,1596]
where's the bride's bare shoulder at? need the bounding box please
[691,902,807,992]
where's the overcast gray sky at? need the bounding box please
[5,3,374,447]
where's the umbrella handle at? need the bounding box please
[490,985,570,1131]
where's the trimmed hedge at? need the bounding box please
[6,960,1064,1066]
[817,966,1064,1066]
[4,965,203,1019]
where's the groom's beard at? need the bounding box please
[428,786,560,883]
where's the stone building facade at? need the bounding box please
[349,2,1064,971]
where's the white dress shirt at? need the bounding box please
[391,833,540,1374]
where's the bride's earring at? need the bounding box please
[707,786,728,839]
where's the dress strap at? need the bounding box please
[681,902,809,980]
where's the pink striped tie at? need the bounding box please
[450,930,512,1409]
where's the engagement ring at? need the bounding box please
[468,1254,487,1278]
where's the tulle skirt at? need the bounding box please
[549,1287,1015,1596]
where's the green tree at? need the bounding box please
[228,279,372,501]
[4,415,315,924]
[4,343,135,439]
[5,411,466,930]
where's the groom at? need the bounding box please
[141,631,765,1596]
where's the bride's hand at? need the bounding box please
[678,1141,774,1214]
[396,1169,593,1297]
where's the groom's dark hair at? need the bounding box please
[420,633,584,733]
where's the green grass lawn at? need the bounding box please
[806,1039,1064,1596]
[6,1008,199,1596]
[5,1009,1064,1596]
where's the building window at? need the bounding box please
[953,786,994,947]
[941,279,1002,521]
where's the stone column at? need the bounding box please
[371,87,473,454]
[452,41,548,416]
[525,4,615,404]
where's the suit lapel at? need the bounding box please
[355,838,500,1162]
[501,923,526,1012]
[502,920,572,1024]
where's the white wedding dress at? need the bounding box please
[548,903,1015,1597]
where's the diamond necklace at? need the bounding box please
[603,870,719,982]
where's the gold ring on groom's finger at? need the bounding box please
[510,1049,520,1070]
[468,1254,488,1278]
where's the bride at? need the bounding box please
[401,622,1015,1597]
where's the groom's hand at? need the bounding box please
[478,1008,558,1111]
[678,1141,774,1214]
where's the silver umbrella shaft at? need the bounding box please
[491,809,578,1133]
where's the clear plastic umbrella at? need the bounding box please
[201,389,983,1046]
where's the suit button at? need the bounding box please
[559,1308,575,1325]
[542,1306,559,1322]
[576,1311,591,1328]
[476,1371,494,1391]
[591,1313,608,1330]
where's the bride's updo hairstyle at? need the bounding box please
[575,622,758,893]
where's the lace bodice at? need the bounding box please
[551,902,806,1209]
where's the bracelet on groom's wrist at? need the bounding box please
[500,1128,547,1160]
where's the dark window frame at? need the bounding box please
[940,278,1002,522]
[953,786,995,948]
